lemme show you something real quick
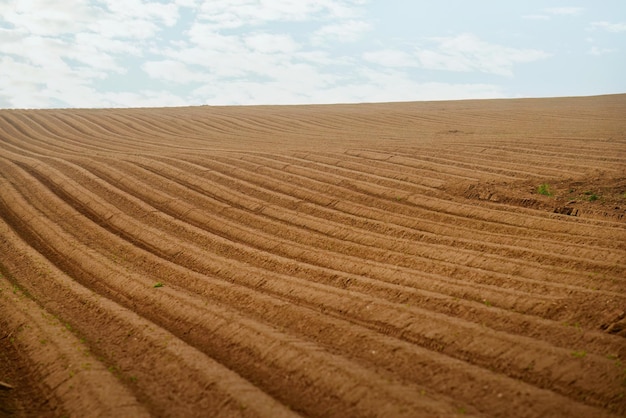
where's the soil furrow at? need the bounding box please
[185,153,626,256]
[168,153,626,273]
[0,218,298,418]
[1,160,467,417]
[114,156,626,299]
[0,271,150,418]
[6,158,625,413]
[1,96,625,417]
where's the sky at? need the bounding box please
[0,1,625,108]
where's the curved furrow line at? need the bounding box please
[390,148,590,178]
[378,149,571,180]
[359,110,435,127]
[113,113,206,140]
[266,160,620,241]
[422,147,625,174]
[125,112,210,136]
[77,114,197,154]
[318,110,420,132]
[345,148,505,181]
[179,112,287,137]
[0,215,299,418]
[10,111,83,145]
[179,153,626,263]
[5,161,619,418]
[187,114,266,135]
[0,113,74,156]
[183,114,247,135]
[59,155,624,342]
[278,111,371,131]
[132,155,626,294]
[485,142,626,162]
[394,139,626,162]
[239,152,494,205]
[500,136,624,150]
[256,150,586,210]
[233,152,626,241]
[48,111,155,152]
[0,160,457,418]
[12,155,532,416]
[402,191,626,236]
[288,150,456,188]
[98,113,183,144]
[82,113,190,149]
[8,161,625,415]
[270,113,354,131]
[309,149,472,184]
[64,156,626,350]
[160,154,626,283]
[0,129,47,159]
[1,97,625,417]
[257,113,352,132]
[453,111,553,126]
[28,113,134,154]
[335,111,423,131]
[228,114,317,134]
[14,112,105,155]
[440,141,626,167]
[0,270,150,418]
[109,113,235,152]
[83,158,585,308]
[339,150,625,230]
[306,145,617,201]
[206,114,287,135]
[56,113,156,152]
[256,152,439,194]
[392,143,593,177]
[399,112,476,126]
[61,156,575,317]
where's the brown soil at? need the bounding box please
[1,94,625,417]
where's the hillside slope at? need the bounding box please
[1,95,626,417]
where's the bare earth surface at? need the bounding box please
[1,94,625,417]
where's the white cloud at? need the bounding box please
[412,34,550,77]
[544,7,584,16]
[99,90,191,108]
[185,25,246,52]
[296,51,338,65]
[0,22,139,87]
[0,0,180,39]
[154,0,370,100]
[362,50,418,68]
[333,68,505,103]
[0,50,191,108]
[188,67,505,105]
[588,46,617,56]
[524,6,584,21]
[196,0,365,29]
[160,41,299,80]
[100,0,180,27]
[522,14,550,21]
[244,33,300,54]
[142,60,208,84]
[590,21,626,33]
[0,0,101,36]
[1,1,620,109]
[0,53,110,108]
[311,20,371,44]
[0,0,191,108]
[1,0,381,108]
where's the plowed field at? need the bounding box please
[1,94,625,417]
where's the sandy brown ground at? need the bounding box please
[0,94,625,417]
